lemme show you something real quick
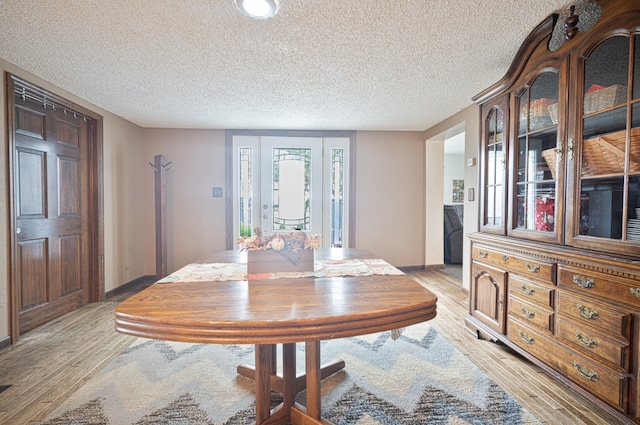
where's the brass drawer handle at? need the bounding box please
[502,255,509,262]
[521,285,535,296]
[478,250,488,258]
[576,304,599,320]
[519,330,535,344]
[573,361,599,382]
[575,332,598,348]
[631,288,640,298]
[520,307,535,319]
[573,275,595,289]
[525,263,540,273]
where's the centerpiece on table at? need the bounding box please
[238,228,321,274]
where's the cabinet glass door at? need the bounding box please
[572,35,640,250]
[479,96,509,235]
[513,71,560,240]
[481,101,508,234]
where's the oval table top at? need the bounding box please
[114,248,438,345]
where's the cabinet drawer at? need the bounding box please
[556,292,630,339]
[508,297,553,332]
[556,317,629,370]
[558,265,640,310]
[509,276,554,308]
[473,247,555,284]
[508,319,628,412]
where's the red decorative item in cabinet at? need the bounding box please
[535,198,554,231]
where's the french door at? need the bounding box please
[229,132,351,248]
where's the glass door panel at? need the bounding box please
[583,36,628,116]
[484,107,505,229]
[635,34,640,100]
[327,146,347,247]
[261,137,322,235]
[232,134,351,249]
[577,35,636,243]
[514,71,559,235]
[270,147,311,231]
[238,146,254,237]
[579,176,624,239]
[627,104,640,242]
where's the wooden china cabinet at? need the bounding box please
[465,1,640,423]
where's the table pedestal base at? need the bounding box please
[240,342,343,425]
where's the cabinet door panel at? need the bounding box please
[471,261,506,334]
[480,98,508,235]
[567,32,640,256]
[510,68,565,244]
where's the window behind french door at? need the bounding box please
[230,133,351,248]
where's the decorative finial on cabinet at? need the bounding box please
[549,1,601,51]
[564,5,579,40]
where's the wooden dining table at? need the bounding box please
[114,248,438,425]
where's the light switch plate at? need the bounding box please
[212,187,223,197]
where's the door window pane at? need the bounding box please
[627,175,640,242]
[578,36,635,242]
[515,71,558,233]
[634,35,640,100]
[584,36,628,115]
[485,107,504,227]
[330,148,344,247]
[580,177,624,239]
[628,106,640,242]
[272,148,311,230]
[239,147,253,236]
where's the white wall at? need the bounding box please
[423,104,480,290]
[443,153,465,204]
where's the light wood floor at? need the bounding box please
[0,270,623,424]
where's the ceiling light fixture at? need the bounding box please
[235,0,278,19]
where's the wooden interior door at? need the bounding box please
[12,86,91,334]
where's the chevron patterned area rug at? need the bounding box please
[40,322,541,424]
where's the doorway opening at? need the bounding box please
[443,131,466,270]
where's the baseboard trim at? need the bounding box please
[106,275,156,300]
[398,265,429,273]
[423,264,445,271]
[0,336,11,350]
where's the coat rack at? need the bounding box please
[149,154,172,280]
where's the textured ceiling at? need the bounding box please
[0,0,573,131]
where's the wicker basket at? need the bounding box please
[542,127,640,178]
[542,148,558,179]
[548,103,559,125]
[584,84,627,114]
[581,127,640,176]
[548,85,627,124]
[521,98,555,131]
